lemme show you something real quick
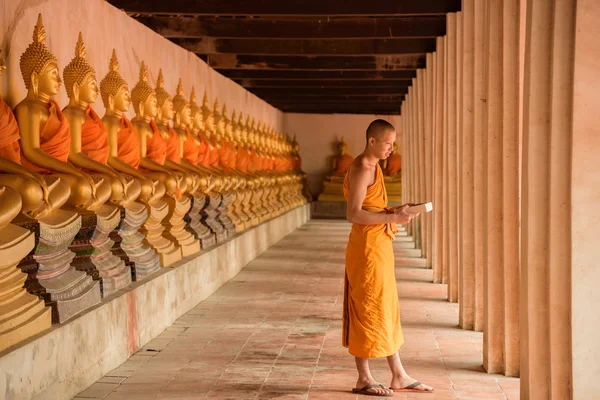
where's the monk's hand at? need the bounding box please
[393,204,415,225]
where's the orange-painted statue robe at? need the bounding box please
[342,164,403,358]
[145,120,167,166]
[81,107,109,165]
[385,153,401,176]
[0,97,22,164]
[117,116,141,169]
[335,154,354,174]
[21,100,71,174]
[183,128,199,165]
[166,127,181,164]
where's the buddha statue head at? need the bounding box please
[223,104,233,140]
[155,69,174,122]
[20,14,62,100]
[201,92,214,135]
[233,111,243,145]
[241,115,250,145]
[189,86,204,133]
[213,99,224,138]
[63,33,98,107]
[131,61,158,119]
[172,79,191,128]
[338,137,348,155]
[100,50,130,115]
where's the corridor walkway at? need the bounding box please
[74,220,520,400]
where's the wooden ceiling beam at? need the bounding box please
[135,16,446,39]
[248,87,409,96]
[216,69,417,80]
[171,37,435,55]
[108,0,461,16]
[236,79,412,88]
[207,54,425,70]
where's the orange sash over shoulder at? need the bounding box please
[21,100,71,174]
[0,97,21,164]
[342,164,403,358]
[146,119,167,165]
[183,128,199,165]
[81,106,109,164]
[117,116,141,169]
[166,127,181,164]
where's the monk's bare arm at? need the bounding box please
[346,164,398,225]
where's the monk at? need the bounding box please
[344,119,433,396]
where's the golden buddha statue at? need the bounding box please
[62,33,140,208]
[0,48,70,219]
[382,141,402,203]
[318,137,354,202]
[100,50,165,205]
[15,15,109,210]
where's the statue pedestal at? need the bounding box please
[203,193,228,243]
[242,190,258,228]
[318,178,346,202]
[219,192,237,236]
[185,194,215,249]
[15,211,101,323]
[384,179,402,203]
[164,197,201,257]
[116,202,161,281]
[227,191,244,232]
[0,223,51,353]
[140,200,181,267]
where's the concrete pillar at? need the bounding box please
[433,42,445,284]
[456,11,463,305]
[418,70,427,255]
[459,0,476,331]
[407,86,416,238]
[482,0,521,377]
[425,53,435,270]
[446,13,459,303]
[521,0,600,398]
[439,36,449,285]
[472,0,487,333]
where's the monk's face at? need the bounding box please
[38,61,62,97]
[372,129,397,159]
[144,94,158,118]
[114,86,131,113]
[162,98,174,120]
[79,75,99,105]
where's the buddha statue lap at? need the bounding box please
[382,141,402,203]
[11,14,101,322]
[100,50,161,280]
[318,137,354,202]
[130,62,183,266]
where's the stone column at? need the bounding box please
[412,78,422,248]
[405,87,414,237]
[459,0,476,331]
[446,13,459,303]
[521,0,600,398]
[425,53,434,270]
[433,39,445,284]
[417,70,426,253]
[482,0,520,377]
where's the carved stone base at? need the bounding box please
[0,223,51,353]
[140,200,181,268]
[164,196,201,258]
[117,203,161,281]
[203,193,228,243]
[219,193,237,237]
[185,194,215,250]
[226,191,243,231]
[15,211,101,324]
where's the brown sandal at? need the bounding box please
[351,383,393,397]
[391,381,433,393]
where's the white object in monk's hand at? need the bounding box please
[406,202,433,214]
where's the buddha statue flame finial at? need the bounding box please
[155,68,171,107]
[100,49,128,107]
[20,14,58,89]
[189,86,201,116]
[131,61,155,107]
[63,32,95,98]
[172,78,188,113]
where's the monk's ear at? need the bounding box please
[31,72,39,97]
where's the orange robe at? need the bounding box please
[335,154,354,174]
[227,142,237,171]
[183,128,199,165]
[145,120,167,165]
[0,97,22,164]
[117,116,141,169]
[236,147,250,173]
[196,132,210,167]
[81,107,109,164]
[21,100,71,174]
[385,153,401,176]
[206,138,219,168]
[166,127,181,164]
[217,141,231,172]
[342,164,403,358]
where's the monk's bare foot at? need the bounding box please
[390,374,433,392]
[356,378,393,396]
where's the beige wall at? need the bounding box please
[283,113,401,196]
[0,0,283,128]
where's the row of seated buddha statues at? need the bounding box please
[318,136,402,202]
[0,14,308,353]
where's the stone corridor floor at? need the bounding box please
[74,220,520,400]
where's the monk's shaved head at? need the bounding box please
[366,119,395,142]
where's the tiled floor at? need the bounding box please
[75,220,520,400]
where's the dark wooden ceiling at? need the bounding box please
[108,0,461,115]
